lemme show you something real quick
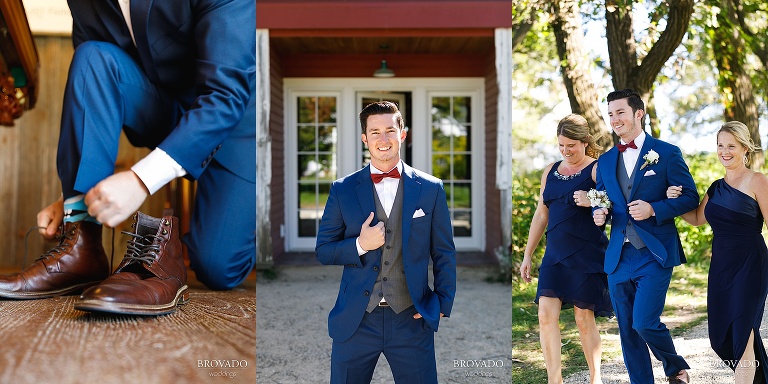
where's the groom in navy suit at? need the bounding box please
[593,89,698,383]
[316,101,456,383]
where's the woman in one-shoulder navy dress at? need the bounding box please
[520,114,612,384]
[670,121,768,383]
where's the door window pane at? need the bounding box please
[431,96,472,237]
[296,96,337,237]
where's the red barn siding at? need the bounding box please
[257,1,512,30]
[278,54,488,78]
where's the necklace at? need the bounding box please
[553,168,581,181]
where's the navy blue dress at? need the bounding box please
[535,161,613,317]
[706,179,768,381]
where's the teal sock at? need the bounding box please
[63,195,100,224]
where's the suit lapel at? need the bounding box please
[129,0,160,82]
[400,164,421,259]
[601,148,627,206]
[355,165,378,220]
[628,136,656,202]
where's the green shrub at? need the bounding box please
[511,166,544,283]
[676,152,722,264]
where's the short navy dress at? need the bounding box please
[535,161,613,317]
[705,179,768,381]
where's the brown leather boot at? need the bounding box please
[75,211,189,315]
[0,221,109,299]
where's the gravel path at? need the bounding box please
[256,266,512,383]
[565,303,768,383]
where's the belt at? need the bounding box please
[378,300,389,307]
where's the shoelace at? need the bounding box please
[23,225,116,271]
[121,231,163,266]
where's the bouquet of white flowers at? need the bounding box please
[587,189,611,209]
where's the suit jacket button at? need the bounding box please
[386,245,391,250]
[364,291,370,296]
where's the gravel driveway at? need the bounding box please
[565,303,768,383]
[256,266,512,383]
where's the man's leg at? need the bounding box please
[0,41,175,299]
[632,248,690,378]
[383,306,437,384]
[185,159,255,290]
[331,309,385,384]
[58,41,177,199]
[608,244,654,384]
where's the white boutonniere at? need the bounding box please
[587,189,612,209]
[640,149,659,170]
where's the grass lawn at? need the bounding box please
[512,262,709,384]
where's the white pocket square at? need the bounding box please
[413,209,426,218]
[644,170,656,176]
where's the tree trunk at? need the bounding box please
[646,90,660,138]
[605,0,694,141]
[712,0,762,169]
[550,0,612,151]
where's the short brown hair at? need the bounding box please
[359,101,404,133]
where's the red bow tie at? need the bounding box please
[371,167,401,183]
[617,140,637,152]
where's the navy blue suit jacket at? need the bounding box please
[596,136,699,274]
[316,164,457,342]
[68,0,256,182]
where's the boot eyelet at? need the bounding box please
[162,229,168,235]
[163,219,170,226]
[131,223,136,228]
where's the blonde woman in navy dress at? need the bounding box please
[669,121,768,383]
[520,114,612,384]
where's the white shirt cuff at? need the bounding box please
[131,148,187,195]
[356,237,366,256]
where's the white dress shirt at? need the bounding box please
[118,0,188,195]
[621,131,646,177]
[355,162,403,255]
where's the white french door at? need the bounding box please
[285,78,485,252]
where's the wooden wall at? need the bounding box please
[0,36,170,268]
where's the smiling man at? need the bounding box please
[593,89,699,384]
[315,101,456,383]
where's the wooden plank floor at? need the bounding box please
[0,271,255,384]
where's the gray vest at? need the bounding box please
[366,180,413,313]
[617,153,646,249]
